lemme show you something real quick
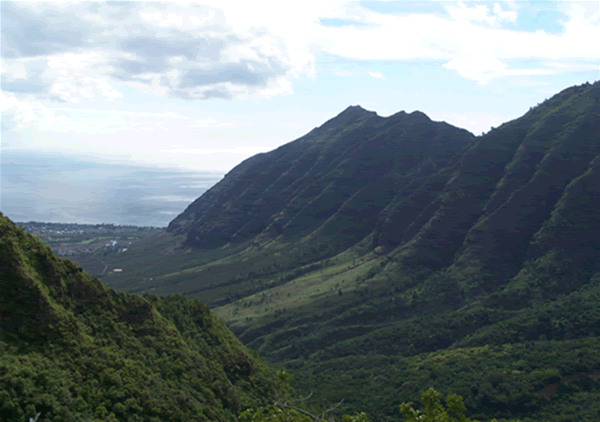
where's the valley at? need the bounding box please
[57,81,600,421]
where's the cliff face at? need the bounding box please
[0,213,282,422]
[167,105,477,252]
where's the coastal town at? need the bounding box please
[17,221,163,257]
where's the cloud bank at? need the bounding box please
[1,1,317,102]
[2,0,598,106]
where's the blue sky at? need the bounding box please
[2,0,598,172]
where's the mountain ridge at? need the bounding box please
[167,104,477,252]
[70,80,600,422]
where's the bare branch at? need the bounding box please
[287,391,314,403]
[320,399,344,420]
[273,395,344,422]
[274,400,320,421]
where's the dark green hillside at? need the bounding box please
[0,213,284,422]
[68,81,600,421]
[167,104,476,255]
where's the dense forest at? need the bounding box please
[0,213,286,421]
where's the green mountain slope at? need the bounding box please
[0,213,284,422]
[69,81,600,421]
[167,105,476,254]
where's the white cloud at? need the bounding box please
[443,56,505,85]
[0,91,251,136]
[443,55,555,85]
[330,70,357,77]
[308,1,598,84]
[2,0,598,102]
[49,108,188,119]
[493,3,518,23]
[446,1,498,25]
[1,1,323,102]
[443,1,519,25]
[0,92,68,132]
[368,71,385,79]
[46,53,124,102]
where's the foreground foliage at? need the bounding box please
[0,213,284,422]
[240,381,521,422]
[399,388,519,422]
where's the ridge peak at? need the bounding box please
[338,104,375,116]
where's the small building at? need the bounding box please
[104,240,118,253]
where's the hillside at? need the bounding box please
[70,81,600,421]
[0,213,284,422]
[168,105,476,254]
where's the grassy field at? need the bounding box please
[215,251,384,328]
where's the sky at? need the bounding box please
[2,0,599,172]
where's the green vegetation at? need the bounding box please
[240,380,522,422]
[32,81,600,421]
[399,388,519,422]
[1,212,528,422]
[0,213,285,422]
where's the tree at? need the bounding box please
[238,370,370,422]
[238,373,523,422]
[399,388,521,422]
[400,388,471,422]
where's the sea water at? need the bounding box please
[1,151,224,227]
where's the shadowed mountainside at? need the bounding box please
[167,105,476,254]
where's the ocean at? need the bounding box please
[1,151,224,227]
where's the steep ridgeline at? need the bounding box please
[371,81,600,293]
[168,105,476,254]
[0,213,283,422]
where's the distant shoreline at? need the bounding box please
[16,221,165,230]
